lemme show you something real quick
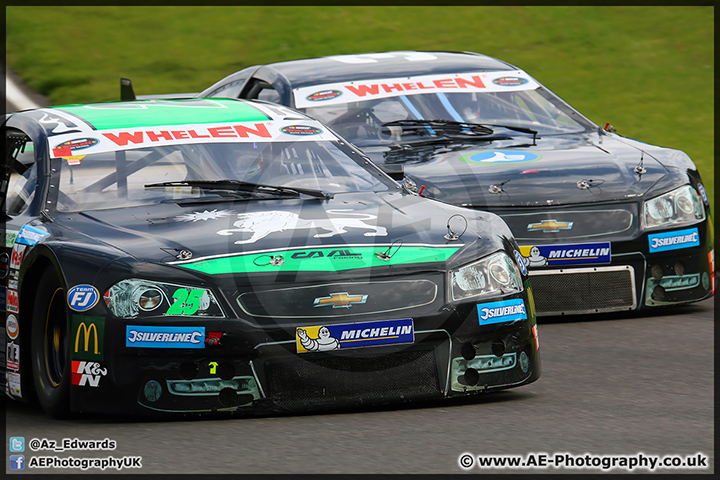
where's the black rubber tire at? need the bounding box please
[30,267,71,418]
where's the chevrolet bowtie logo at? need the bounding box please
[313,292,368,308]
[527,219,574,233]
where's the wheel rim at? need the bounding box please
[44,287,68,387]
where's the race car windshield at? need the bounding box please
[301,88,593,147]
[55,140,391,212]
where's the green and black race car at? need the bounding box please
[2,98,539,417]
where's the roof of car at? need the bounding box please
[15,98,303,135]
[255,51,517,88]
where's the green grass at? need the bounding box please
[6,6,714,210]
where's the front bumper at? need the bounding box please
[69,297,540,416]
[500,206,714,316]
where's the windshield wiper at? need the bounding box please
[145,180,333,199]
[382,119,494,137]
[382,119,538,144]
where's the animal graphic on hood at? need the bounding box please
[216,210,388,244]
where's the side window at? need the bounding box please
[3,130,37,216]
[243,79,281,103]
[208,80,244,99]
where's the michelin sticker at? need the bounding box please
[477,299,527,325]
[648,228,700,253]
[296,318,414,353]
[520,242,611,267]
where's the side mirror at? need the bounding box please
[380,164,404,181]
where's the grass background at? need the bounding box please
[6,6,714,209]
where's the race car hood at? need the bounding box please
[53,191,509,276]
[366,133,669,208]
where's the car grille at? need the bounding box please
[529,265,636,315]
[500,207,635,241]
[264,349,440,404]
[236,277,440,321]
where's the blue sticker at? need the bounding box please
[698,184,709,205]
[15,224,49,246]
[513,250,527,276]
[296,318,414,353]
[460,150,541,164]
[520,242,611,267]
[126,326,205,348]
[67,285,100,312]
[648,227,700,253]
[477,299,527,325]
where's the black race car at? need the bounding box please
[2,97,539,417]
[197,50,714,316]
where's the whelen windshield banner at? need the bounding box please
[294,70,540,108]
[48,120,338,158]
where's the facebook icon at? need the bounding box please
[10,454,25,470]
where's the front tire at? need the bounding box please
[31,267,71,418]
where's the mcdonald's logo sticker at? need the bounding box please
[71,315,104,360]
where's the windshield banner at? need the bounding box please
[294,71,539,108]
[48,120,338,158]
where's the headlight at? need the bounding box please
[643,185,705,229]
[450,251,523,302]
[104,279,225,319]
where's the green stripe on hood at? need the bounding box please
[174,245,461,275]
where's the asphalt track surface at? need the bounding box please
[4,297,714,475]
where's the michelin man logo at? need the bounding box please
[297,326,340,352]
[217,210,387,244]
[523,246,548,267]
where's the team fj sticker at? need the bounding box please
[126,326,206,348]
[648,228,700,253]
[15,224,49,246]
[293,70,540,108]
[477,299,527,325]
[296,318,414,353]
[460,150,541,165]
[519,242,611,267]
[67,285,100,312]
[71,361,107,387]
